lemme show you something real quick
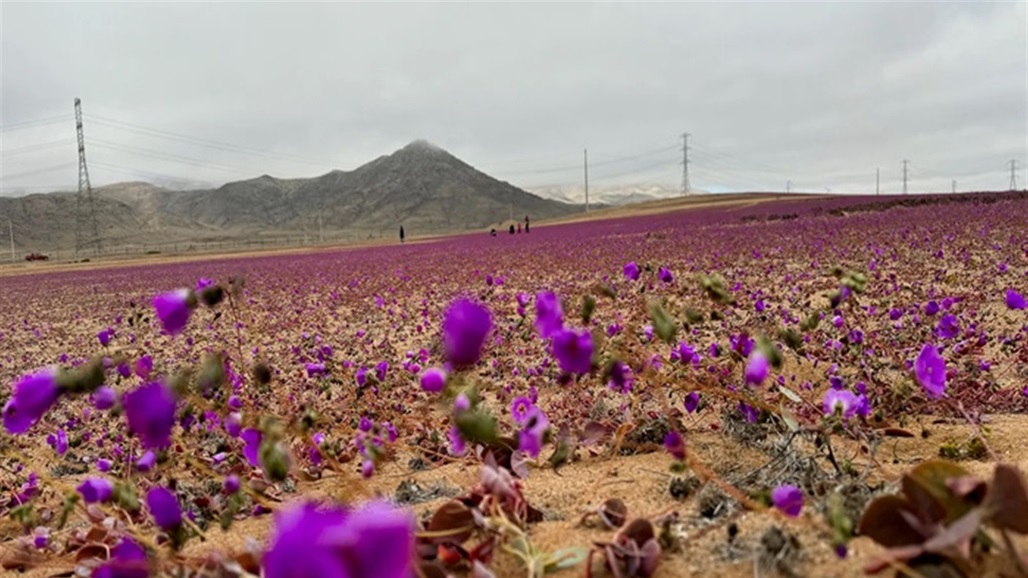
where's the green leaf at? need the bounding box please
[780,404,800,432]
[543,546,590,573]
[778,385,802,404]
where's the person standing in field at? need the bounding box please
[400,226,405,244]
[524,215,530,233]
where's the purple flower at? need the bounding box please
[935,315,960,340]
[452,394,471,413]
[123,382,177,449]
[623,261,640,281]
[419,367,447,393]
[136,450,157,472]
[305,363,327,377]
[47,428,68,455]
[684,392,700,413]
[223,474,240,495]
[355,367,368,387]
[134,355,153,379]
[511,396,532,424]
[152,289,193,335]
[375,360,389,382]
[92,386,117,410]
[94,538,148,578]
[755,299,766,313]
[97,458,113,472]
[241,428,262,467]
[77,478,114,503]
[924,301,940,316]
[225,412,242,437]
[1006,289,1027,310]
[915,344,947,398]
[98,329,114,347]
[889,308,903,321]
[674,341,699,366]
[744,351,769,386]
[663,430,686,461]
[551,328,593,374]
[658,266,673,284]
[823,389,859,420]
[534,291,564,339]
[146,486,182,531]
[442,298,492,367]
[606,361,633,394]
[3,367,61,434]
[517,406,549,458]
[196,278,215,291]
[262,501,413,578]
[771,484,804,517]
[448,425,466,456]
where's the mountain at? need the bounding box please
[0,141,580,252]
[531,183,700,206]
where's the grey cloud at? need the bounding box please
[2,2,1024,196]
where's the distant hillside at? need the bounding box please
[531,183,700,206]
[0,141,581,252]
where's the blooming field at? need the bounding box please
[1,192,1027,578]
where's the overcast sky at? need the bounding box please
[2,2,1026,196]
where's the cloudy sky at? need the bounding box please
[2,2,1025,197]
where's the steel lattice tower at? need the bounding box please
[74,98,101,255]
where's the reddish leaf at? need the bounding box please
[923,508,982,556]
[579,421,611,446]
[427,500,475,544]
[985,463,1028,533]
[902,460,974,524]
[858,495,925,548]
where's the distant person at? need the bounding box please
[490,228,497,237]
[509,224,515,235]
[524,215,530,233]
[517,223,522,234]
[400,226,405,244]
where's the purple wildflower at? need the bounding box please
[375,360,389,382]
[419,367,447,393]
[771,484,804,517]
[448,425,466,456]
[3,367,61,434]
[744,351,769,386]
[442,298,492,367]
[241,428,262,467]
[658,266,673,284]
[152,289,193,336]
[623,261,640,281]
[355,367,368,387]
[517,406,549,458]
[224,474,240,495]
[551,328,593,374]
[534,291,564,339]
[823,389,859,420]
[511,396,532,424]
[935,315,960,340]
[262,501,413,578]
[1006,288,1027,310]
[305,363,327,377]
[94,538,148,578]
[684,392,700,413]
[146,486,182,532]
[136,450,157,472]
[98,329,113,347]
[606,361,633,394]
[663,430,686,461]
[134,355,153,379]
[915,344,947,398]
[123,382,177,449]
[92,386,117,410]
[924,300,940,316]
[77,478,114,503]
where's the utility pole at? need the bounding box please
[1011,160,1019,191]
[74,98,102,255]
[583,148,589,213]
[786,180,791,194]
[680,132,691,195]
[7,218,13,263]
[902,160,910,195]
[876,168,880,195]
[952,179,956,194]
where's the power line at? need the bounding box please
[1,139,78,157]
[0,114,74,132]
[1010,160,1018,190]
[90,139,259,174]
[84,113,340,167]
[1,161,78,180]
[902,160,910,195]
